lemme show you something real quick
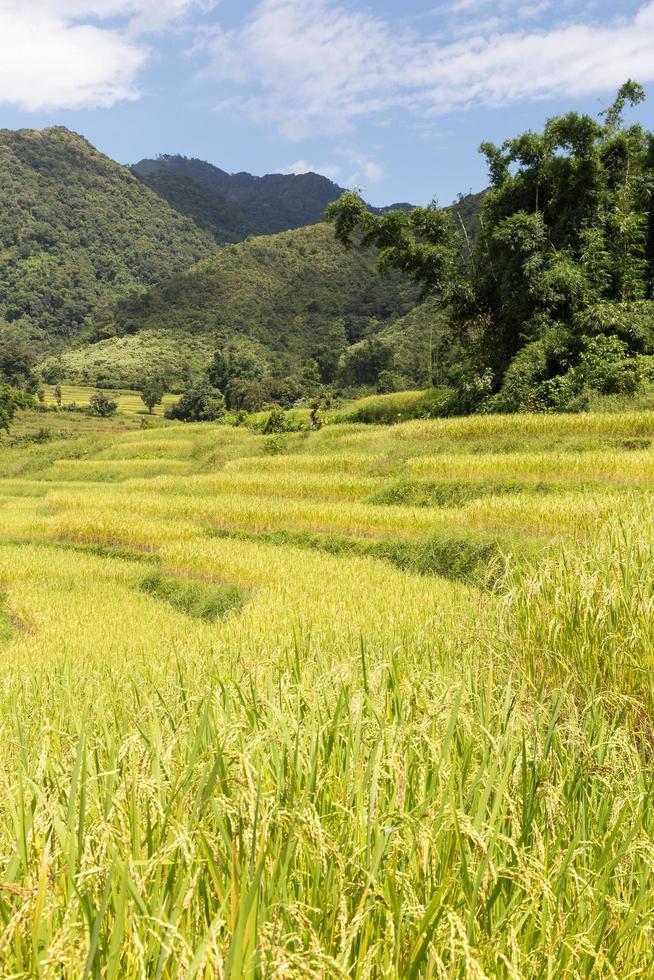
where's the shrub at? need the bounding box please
[440,367,494,416]
[578,335,638,395]
[262,408,288,434]
[89,391,118,417]
[166,383,225,422]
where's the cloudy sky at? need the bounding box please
[0,0,652,205]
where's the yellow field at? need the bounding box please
[43,384,180,416]
[1,409,654,975]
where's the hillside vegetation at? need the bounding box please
[49,224,419,389]
[0,128,217,348]
[133,154,416,244]
[2,408,654,972]
[133,155,350,241]
[329,82,654,416]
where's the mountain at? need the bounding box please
[132,155,348,242]
[48,223,418,389]
[0,125,481,396]
[132,155,415,244]
[0,128,217,349]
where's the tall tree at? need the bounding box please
[327,82,654,411]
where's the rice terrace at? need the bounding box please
[2,396,654,976]
[2,9,654,973]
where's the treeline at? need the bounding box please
[329,82,654,414]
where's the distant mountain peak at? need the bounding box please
[131,154,414,244]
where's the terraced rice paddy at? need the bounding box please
[2,409,654,975]
[43,385,180,417]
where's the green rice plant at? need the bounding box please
[205,525,517,585]
[332,388,448,425]
[0,590,14,643]
[501,502,654,720]
[140,571,249,620]
[371,477,555,507]
[0,408,653,974]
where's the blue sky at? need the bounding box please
[0,1,653,206]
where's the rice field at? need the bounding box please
[2,408,654,976]
[42,385,180,417]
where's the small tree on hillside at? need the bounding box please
[166,383,225,422]
[141,378,165,415]
[0,387,34,435]
[89,391,118,417]
[0,388,16,434]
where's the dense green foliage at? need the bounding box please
[0,128,216,349]
[166,383,226,422]
[59,224,418,400]
[132,155,350,241]
[0,387,35,434]
[37,224,438,398]
[0,127,479,404]
[114,224,415,358]
[329,83,654,414]
[42,331,215,392]
[131,168,248,244]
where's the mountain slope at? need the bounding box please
[50,223,418,388]
[133,155,347,241]
[133,155,416,243]
[0,128,217,348]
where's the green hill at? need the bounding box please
[133,154,416,243]
[48,223,419,389]
[0,128,477,396]
[0,128,217,349]
[132,155,349,242]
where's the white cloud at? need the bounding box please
[204,0,654,137]
[283,152,384,187]
[340,151,385,187]
[0,0,207,111]
[284,159,341,181]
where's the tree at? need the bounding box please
[327,82,654,413]
[140,379,165,415]
[207,347,267,409]
[0,387,17,434]
[0,339,33,387]
[0,387,34,435]
[89,391,118,417]
[54,384,62,408]
[166,383,225,422]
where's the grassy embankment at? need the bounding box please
[1,407,654,975]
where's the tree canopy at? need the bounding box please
[328,82,654,413]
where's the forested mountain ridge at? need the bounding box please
[0,128,217,348]
[0,125,481,405]
[49,223,421,392]
[132,154,415,243]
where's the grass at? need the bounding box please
[43,384,180,416]
[330,388,448,425]
[1,409,654,974]
[139,571,249,620]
